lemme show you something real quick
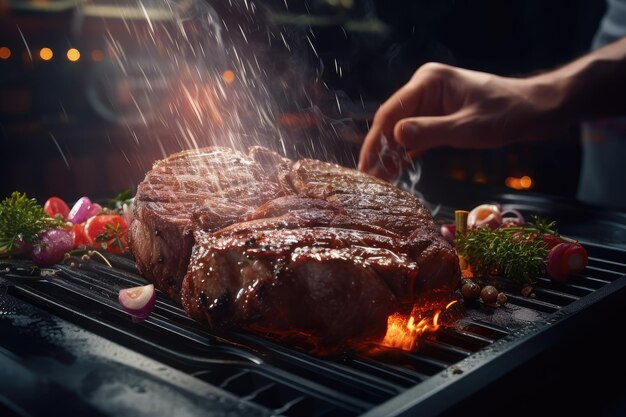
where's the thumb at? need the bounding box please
[393,115,461,153]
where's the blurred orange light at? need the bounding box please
[91,49,104,62]
[222,70,236,85]
[39,47,53,61]
[520,175,533,189]
[66,48,80,62]
[505,176,522,190]
[0,47,11,59]
[505,175,533,190]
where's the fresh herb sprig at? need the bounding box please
[95,222,127,251]
[0,192,64,255]
[106,188,133,212]
[454,216,560,285]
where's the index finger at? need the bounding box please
[358,67,443,173]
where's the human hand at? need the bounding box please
[358,63,563,179]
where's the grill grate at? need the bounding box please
[1,221,625,416]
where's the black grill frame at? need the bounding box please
[1,200,625,417]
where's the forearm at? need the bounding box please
[359,36,626,177]
[532,36,626,124]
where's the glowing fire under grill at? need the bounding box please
[380,300,458,352]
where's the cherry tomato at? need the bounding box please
[43,197,70,220]
[84,214,128,254]
[70,223,91,249]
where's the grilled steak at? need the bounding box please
[130,146,460,347]
[130,147,287,299]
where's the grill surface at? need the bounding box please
[1,197,625,417]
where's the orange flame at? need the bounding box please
[379,298,458,351]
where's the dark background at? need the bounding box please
[0,0,608,203]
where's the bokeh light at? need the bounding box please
[91,49,104,62]
[0,47,11,60]
[39,47,53,61]
[67,48,80,62]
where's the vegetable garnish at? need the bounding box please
[31,228,74,266]
[119,284,156,322]
[546,242,588,282]
[500,209,525,227]
[440,224,456,242]
[451,203,589,286]
[454,215,579,285]
[68,196,102,224]
[84,214,128,254]
[0,192,63,256]
[455,225,547,284]
[43,197,70,220]
[1,190,133,267]
[107,188,134,211]
[467,204,501,229]
[454,210,469,236]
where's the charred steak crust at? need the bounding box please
[130,147,286,299]
[130,146,460,346]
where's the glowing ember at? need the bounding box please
[379,299,458,352]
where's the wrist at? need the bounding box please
[524,72,573,128]
[527,37,626,123]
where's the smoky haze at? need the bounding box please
[73,0,372,172]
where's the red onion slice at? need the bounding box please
[501,209,526,227]
[467,204,502,229]
[547,243,588,282]
[118,284,156,321]
[85,203,103,218]
[440,224,456,242]
[68,197,92,224]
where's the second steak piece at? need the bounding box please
[181,159,460,347]
[181,222,418,346]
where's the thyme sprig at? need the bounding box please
[95,222,126,251]
[454,216,560,285]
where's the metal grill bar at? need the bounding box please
[1,213,625,417]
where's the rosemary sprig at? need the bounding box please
[454,216,559,285]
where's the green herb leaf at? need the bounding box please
[95,222,125,251]
[0,192,64,254]
[106,188,133,211]
[454,224,554,285]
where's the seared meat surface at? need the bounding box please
[130,147,459,347]
[130,147,287,299]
